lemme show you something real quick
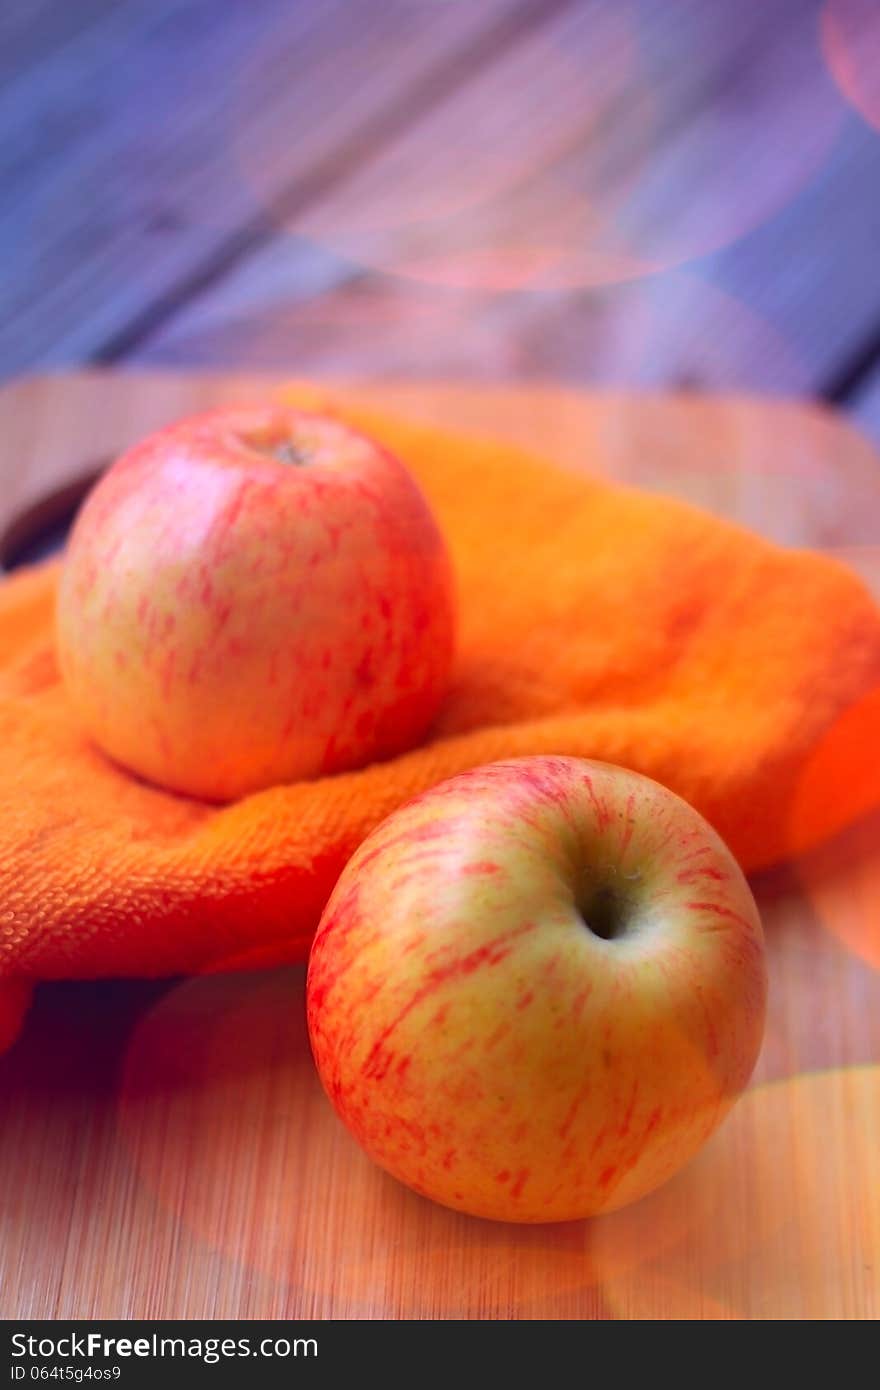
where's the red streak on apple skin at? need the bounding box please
[617,1080,639,1137]
[461,861,501,876]
[354,647,375,688]
[384,848,450,879]
[686,901,757,933]
[516,990,534,1011]
[360,923,537,1080]
[495,1170,511,1184]
[581,774,612,832]
[484,1021,511,1051]
[558,1083,590,1140]
[214,476,251,541]
[558,1142,576,1170]
[442,1149,457,1171]
[353,818,465,875]
[644,1107,663,1138]
[598,1165,617,1189]
[571,985,591,1020]
[590,1127,609,1156]
[618,793,637,858]
[677,864,728,884]
[677,844,715,864]
[510,1169,530,1200]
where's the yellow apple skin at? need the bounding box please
[56,407,455,801]
[307,756,767,1223]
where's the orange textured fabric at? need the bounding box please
[1,389,879,1052]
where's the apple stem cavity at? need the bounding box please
[577,879,630,941]
[241,433,313,467]
[270,440,311,467]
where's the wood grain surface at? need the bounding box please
[0,0,540,369]
[127,0,880,411]
[854,365,880,447]
[0,372,879,1320]
[8,0,880,428]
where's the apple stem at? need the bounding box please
[272,441,311,467]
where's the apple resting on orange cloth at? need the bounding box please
[1,389,879,1053]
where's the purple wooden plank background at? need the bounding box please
[2,0,880,436]
[0,0,548,369]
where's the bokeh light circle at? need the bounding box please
[796,810,880,971]
[117,972,880,1316]
[822,0,880,132]
[117,969,732,1315]
[600,1066,880,1318]
[234,1,844,290]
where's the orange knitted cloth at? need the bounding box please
[1,390,879,1052]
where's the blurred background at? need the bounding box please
[3,0,880,446]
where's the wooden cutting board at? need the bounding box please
[1,372,878,1321]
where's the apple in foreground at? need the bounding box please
[56,406,455,801]
[307,756,767,1223]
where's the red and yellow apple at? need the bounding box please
[56,406,455,801]
[307,756,767,1223]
